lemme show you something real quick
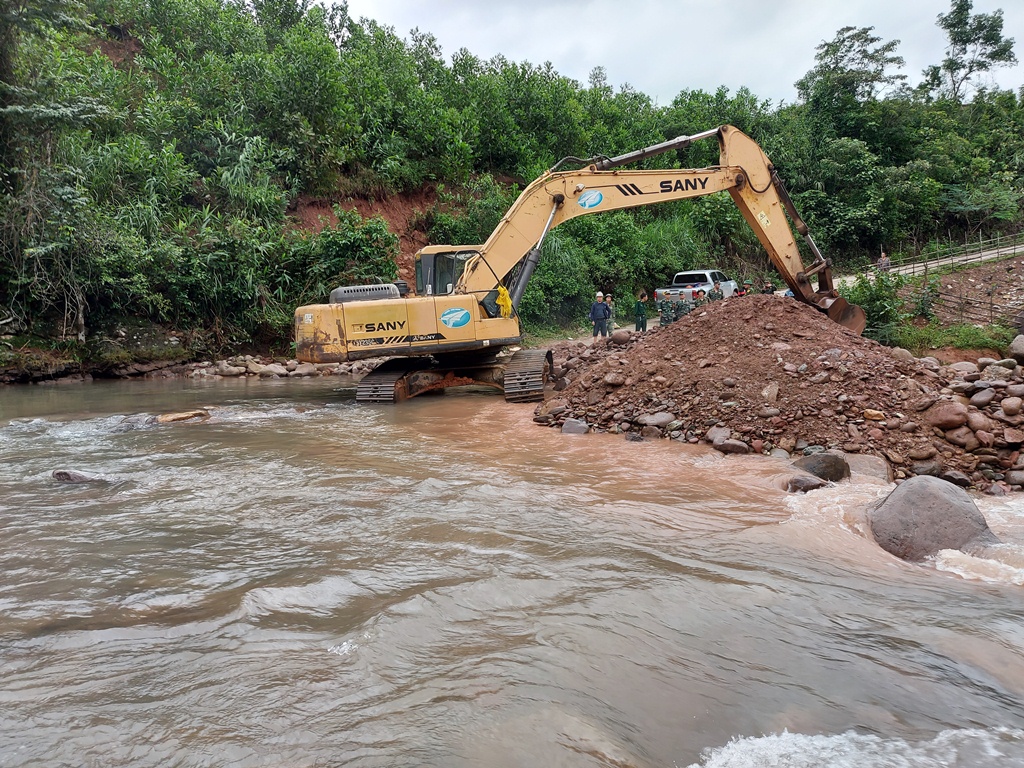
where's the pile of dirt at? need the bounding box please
[535,294,1024,493]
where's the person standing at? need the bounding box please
[707,281,724,301]
[604,293,615,332]
[876,251,891,273]
[590,291,610,337]
[634,291,648,332]
[658,295,674,326]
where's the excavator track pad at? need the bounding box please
[502,349,553,403]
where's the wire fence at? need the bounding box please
[890,232,1024,278]
[924,288,1022,328]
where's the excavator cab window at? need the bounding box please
[415,250,477,296]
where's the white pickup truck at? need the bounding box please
[654,269,739,302]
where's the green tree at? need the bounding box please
[795,26,905,140]
[922,0,1017,102]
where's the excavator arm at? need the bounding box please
[454,125,865,333]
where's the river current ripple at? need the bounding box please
[2,378,1024,767]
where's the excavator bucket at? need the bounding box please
[825,297,867,335]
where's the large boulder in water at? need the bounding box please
[792,453,850,482]
[868,475,1000,562]
[52,469,98,483]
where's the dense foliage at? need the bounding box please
[1,0,1021,346]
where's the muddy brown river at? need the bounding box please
[2,378,1024,767]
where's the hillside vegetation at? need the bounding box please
[1,0,1022,357]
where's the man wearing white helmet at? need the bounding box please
[589,291,611,337]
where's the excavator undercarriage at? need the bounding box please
[354,349,552,404]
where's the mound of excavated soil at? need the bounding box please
[535,294,1024,492]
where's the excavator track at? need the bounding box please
[355,359,428,403]
[502,349,552,403]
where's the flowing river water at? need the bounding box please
[3,378,1024,767]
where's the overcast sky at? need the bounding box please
[343,0,1023,106]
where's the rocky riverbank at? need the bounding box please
[534,294,1024,495]
[2,353,380,385]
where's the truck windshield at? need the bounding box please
[673,273,709,285]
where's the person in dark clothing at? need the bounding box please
[590,291,611,337]
[761,280,777,294]
[634,291,648,332]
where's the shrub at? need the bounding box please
[839,271,907,344]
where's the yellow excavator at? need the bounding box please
[294,125,866,402]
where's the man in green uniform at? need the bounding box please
[707,281,724,301]
[634,291,648,332]
[658,296,674,325]
[674,296,692,320]
[693,288,708,308]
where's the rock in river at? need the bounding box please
[792,453,851,482]
[52,470,98,483]
[868,475,1000,562]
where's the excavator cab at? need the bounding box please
[415,248,478,296]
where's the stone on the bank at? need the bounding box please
[259,363,289,377]
[967,411,997,433]
[1004,470,1024,487]
[610,329,631,345]
[713,439,749,455]
[940,469,972,487]
[704,425,731,444]
[868,475,1000,562]
[922,400,969,430]
[1002,397,1023,417]
[639,425,662,440]
[288,362,318,377]
[944,426,980,451]
[638,412,676,428]
[890,347,915,362]
[761,382,779,403]
[792,452,850,482]
[982,364,1016,381]
[948,361,979,374]
[908,445,937,460]
[1008,334,1024,364]
[1004,428,1024,444]
[561,418,590,434]
[910,459,943,476]
[603,371,627,387]
[969,388,997,408]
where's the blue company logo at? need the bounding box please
[578,190,603,209]
[440,307,471,328]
